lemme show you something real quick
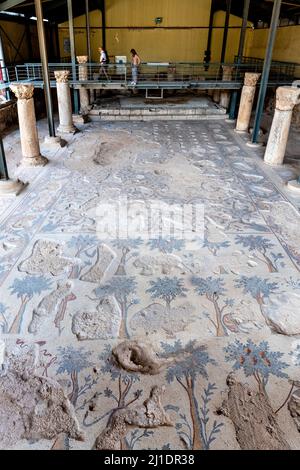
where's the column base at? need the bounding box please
[246,141,264,149]
[57,125,77,134]
[43,136,64,146]
[20,155,48,167]
[0,178,27,196]
[234,129,248,134]
[72,114,89,124]
[287,180,300,193]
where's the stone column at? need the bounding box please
[264,86,300,166]
[54,70,76,134]
[10,84,48,167]
[235,73,261,133]
[77,55,90,115]
[213,89,220,104]
[220,66,234,109]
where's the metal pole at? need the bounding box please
[34,0,56,137]
[102,0,106,50]
[229,0,251,119]
[204,0,215,66]
[67,0,79,114]
[85,0,91,62]
[251,0,282,143]
[0,28,9,100]
[220,0,232,64]
[0,134,9,181]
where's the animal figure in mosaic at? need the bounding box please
[80,244,116,283]
[28,282,76,335]
[18,240,77,276]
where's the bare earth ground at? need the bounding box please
[0,116,300,450]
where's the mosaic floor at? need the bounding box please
[1,118,300,450]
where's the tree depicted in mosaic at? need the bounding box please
[160,340,222,450]
[235,276,279,326]
[67,235,99,278]
[204,238,230,256]
[83,344,143,450]
[235,235,285,273]
[9,276,52,334]
[148,237,185,254]
[224,339,289,396]
[112,239,143,276]
[146,277,188,312]
[56,346,95,407]
[93,276,138,338]
[191,276,235,337]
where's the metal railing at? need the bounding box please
[3,61,300,91]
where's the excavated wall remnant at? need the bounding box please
[112,340,164,375]
[288,386,300,432]
[219,373,290,450]
[0,341,84,448]
[93,386,172,450]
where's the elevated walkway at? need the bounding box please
[89,94,228,121]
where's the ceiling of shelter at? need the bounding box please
[214,0,300,24]
[0,0,103,24]
[0,0,300,25]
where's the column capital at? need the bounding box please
[54,70,70,83]
[276,86,300,111]
[244,73,261,87]
[10,84,34,100]
[77,56,88,64]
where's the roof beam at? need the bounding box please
[0,0,27,11]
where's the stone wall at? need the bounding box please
[0,101,18,133]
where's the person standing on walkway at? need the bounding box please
[130,49,141,86]
[98,47,110,81]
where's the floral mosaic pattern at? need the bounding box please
[1,119,300,450]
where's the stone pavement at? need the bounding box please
[0,118,300,450]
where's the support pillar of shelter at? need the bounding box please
[54,71,76,134]
[264,86,300,166]
[10,84,48,167]
[77,55,90,115]
[220,65,234,110]
[235,73,261,133]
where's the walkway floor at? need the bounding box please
[1,118,300,450]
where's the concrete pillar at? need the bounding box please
[220,65,234,109]
[54,70,76,134]
[10,84,48,167]
[235,73,261,133]
[264,86,300,166]
[77,55,90,115]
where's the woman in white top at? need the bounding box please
[130,49,141,86]
[98,47,109,81]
